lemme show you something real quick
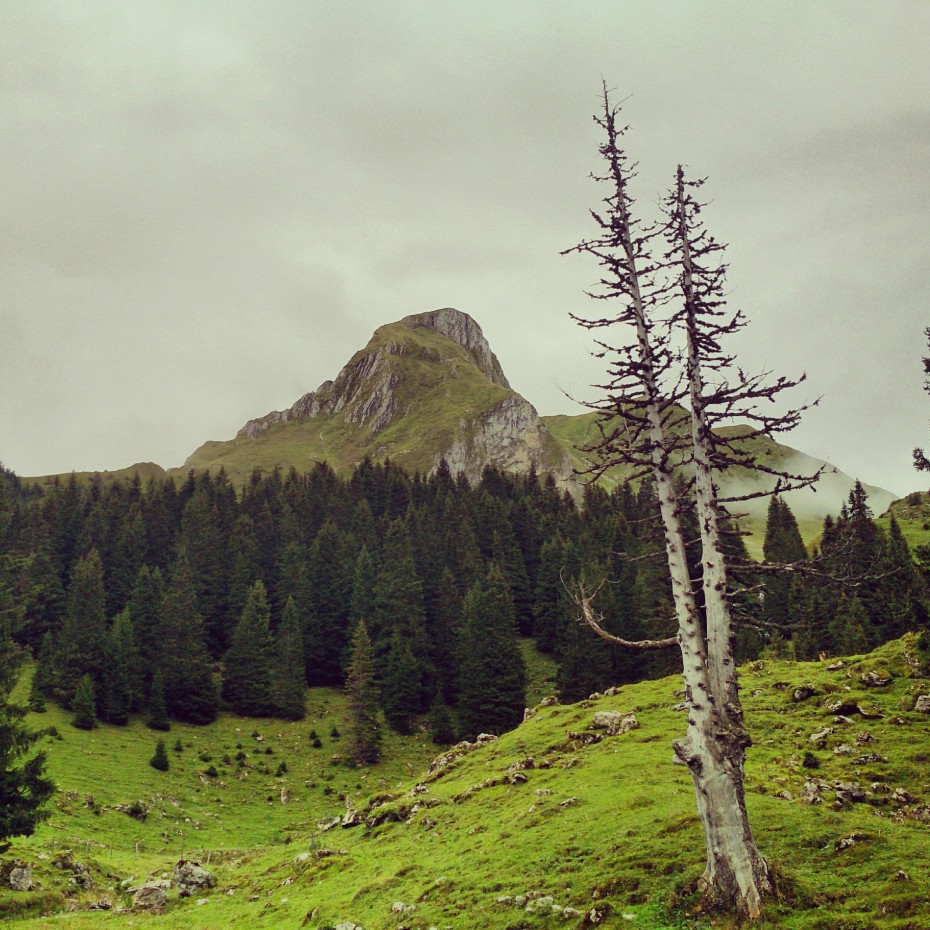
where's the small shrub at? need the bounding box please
[173,739,183,753]
[312,737,323,749]
[203,765,219,778]
[150,740,169,772]
[198,750,212,763]
[275,762,288,777]
[330,726,341,739]
[802,751,821,769]
[308,729,319,740]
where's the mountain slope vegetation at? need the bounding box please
[5,636,930,929]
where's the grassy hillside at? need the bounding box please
[881,491,930,551]
[177,322,540,489]
[20,463,167,493]
[5,637,930,928]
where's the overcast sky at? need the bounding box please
[2,1,928,498]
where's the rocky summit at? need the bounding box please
[182,308,571,487]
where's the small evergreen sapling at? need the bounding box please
[71,674,97,730]
[149,739,169,771]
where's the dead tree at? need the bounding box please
[564,87,819,920]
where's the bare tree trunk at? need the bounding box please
[674,165,772,916]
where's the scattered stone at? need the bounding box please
[837,832,866,851]
[9,865,33,891]
[132,883,168,913]
[508,772,528,785]
[591,711,638,736]
[827,660,845,671]
[914,694,930,713]
[857,701,883,719]
[833,743,853,755]
[891,788,915,804]
[792,684,819,702]
[174,860,216,897]
[895,870,910,882]
[833,715,855,726]
[535,789,553,797]
[823,697,859,715]
[391,901,415,914]
[855,731,877,745]
[318,816,341,832]
[860,670,892,687]
[559,797,579,808]
[834,781,868,805]
[88,899,112,910]
[851,752,887,765]
[776,790,794,801]
[525,895,555,914]
[810,726,833,745]
[334,922,363,930]
[508,757,534,774]
[801,779,828,804]
[523,707,537,722]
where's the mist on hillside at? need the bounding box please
[724,452,899,527]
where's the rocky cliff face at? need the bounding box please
[227,308,571,485]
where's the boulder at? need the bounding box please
[174,860,216,897]
[591,711,638,736]
[809,726,833,745]
[9,865,33,892]
[132,883,168,913]
[914,694,930,713]
[792,684,819,702]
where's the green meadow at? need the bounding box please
[5,636,930,929]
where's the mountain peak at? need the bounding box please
[397,308,510,389]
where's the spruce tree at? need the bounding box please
[55,549,107,705]
[146,669,170,731]
[457,564,526,739]
[157,558,218,725]
[71,674,97,730]
[381,635,421,734]
[100,610,140,725]
[223,581,276,717]
[371,521,433,707]
[345,621,382,765]
[149,739,169,771]
[273,596,306,720]
[0,587,54,851]
[305,522,353,685]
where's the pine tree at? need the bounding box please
[71,674,97,730]
[273,596,306,720]
[305,522,353,685]
[146,669,170,731]
[54,549,107,705]
[761,497,807,638]
[457,564,526,739]
[381,635,421,734]
[100,610,141,725]
[427,693,456,745]
[345,621,382,765]
[223,581,276,717]
[157,558,218,725]
[371,521,433,707]
[829,597,869,656]
[149,739,169,771]
[0,581,54,851]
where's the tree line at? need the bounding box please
[0,459,926,748]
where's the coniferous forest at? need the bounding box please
[1,458,927,749]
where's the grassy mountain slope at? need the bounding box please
[545,413,897,555]
[20,463,167,493]
[6,636,930,928]
[178,320,564,489]
[881,491,930,550]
